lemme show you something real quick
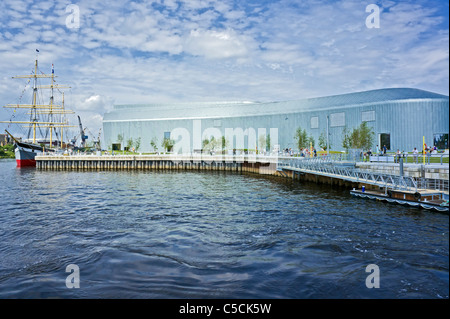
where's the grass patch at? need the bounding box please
[0,144,14,159]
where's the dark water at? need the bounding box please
[0,159,448,299]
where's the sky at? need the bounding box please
[0,0,448,139]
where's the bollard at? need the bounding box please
[400,158,404,176]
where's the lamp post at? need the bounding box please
[326,115,329,156]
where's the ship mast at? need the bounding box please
[1,54,74,147]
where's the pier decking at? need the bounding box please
[350,188,449,212]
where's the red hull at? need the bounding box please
[15,143,39,168]
[16,159,36,167]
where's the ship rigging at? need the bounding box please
[1,52,76,166]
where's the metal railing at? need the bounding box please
[416,178,449,193]
[281,152,449,165]
[277,156,449,193]
[368,153,449,165]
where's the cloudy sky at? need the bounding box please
[0,0,448,137]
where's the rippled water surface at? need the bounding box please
[0,159,448,298]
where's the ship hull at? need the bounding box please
[15,145,39,167]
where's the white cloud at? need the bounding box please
[184,28,252,59]
[0,0,448,137]
[77,95,114,113]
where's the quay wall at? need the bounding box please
[35,155,449,191]
[35,154,362,189]
[35,155,280,175]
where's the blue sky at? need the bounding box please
[0,0,448,134]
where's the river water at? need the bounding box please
[0,159,448,299]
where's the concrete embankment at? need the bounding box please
[35,154,280,175]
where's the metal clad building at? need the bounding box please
[103,88,449,153]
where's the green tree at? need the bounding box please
[342,126,352,151]
[342,122,374,151]
[294,127,309,149]
[1,144,15,158]
[126,138,134,151]
[150,137,158,152]
[267,134,271,151]
[258,134,266,153]
[308,136,315,148]
[209,136,218,151]
[202,138,210,152]
[117,134,123,149]
[202,136,221,153]
[134,137,141,152]
[318,130,330,150]
[357,121,375,150]
[221,136,229,153]
[162,137,175,152]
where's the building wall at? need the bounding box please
[0,134,12,146]
[103,89,449,153]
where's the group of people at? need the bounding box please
[299,147,317,157]
[394,149,408,163]
[424,145,438,154]
[372,144,439,164]
[375,145,388,155]
[421,144,438,164]
[283,144,440,163]
[283,147,317,157]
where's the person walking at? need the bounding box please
[413,147,418,164]
[394,149,402,163]
[426,146,432,164]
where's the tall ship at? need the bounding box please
[1,52,74,167]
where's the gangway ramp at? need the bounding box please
[277,157,448,194]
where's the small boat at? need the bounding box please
[350,187,449,213]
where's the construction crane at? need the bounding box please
[78,116,87,148]
[70,116,88,148]
[84,127,101,150]
[69,116,102,151]
[96,128,101,150]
